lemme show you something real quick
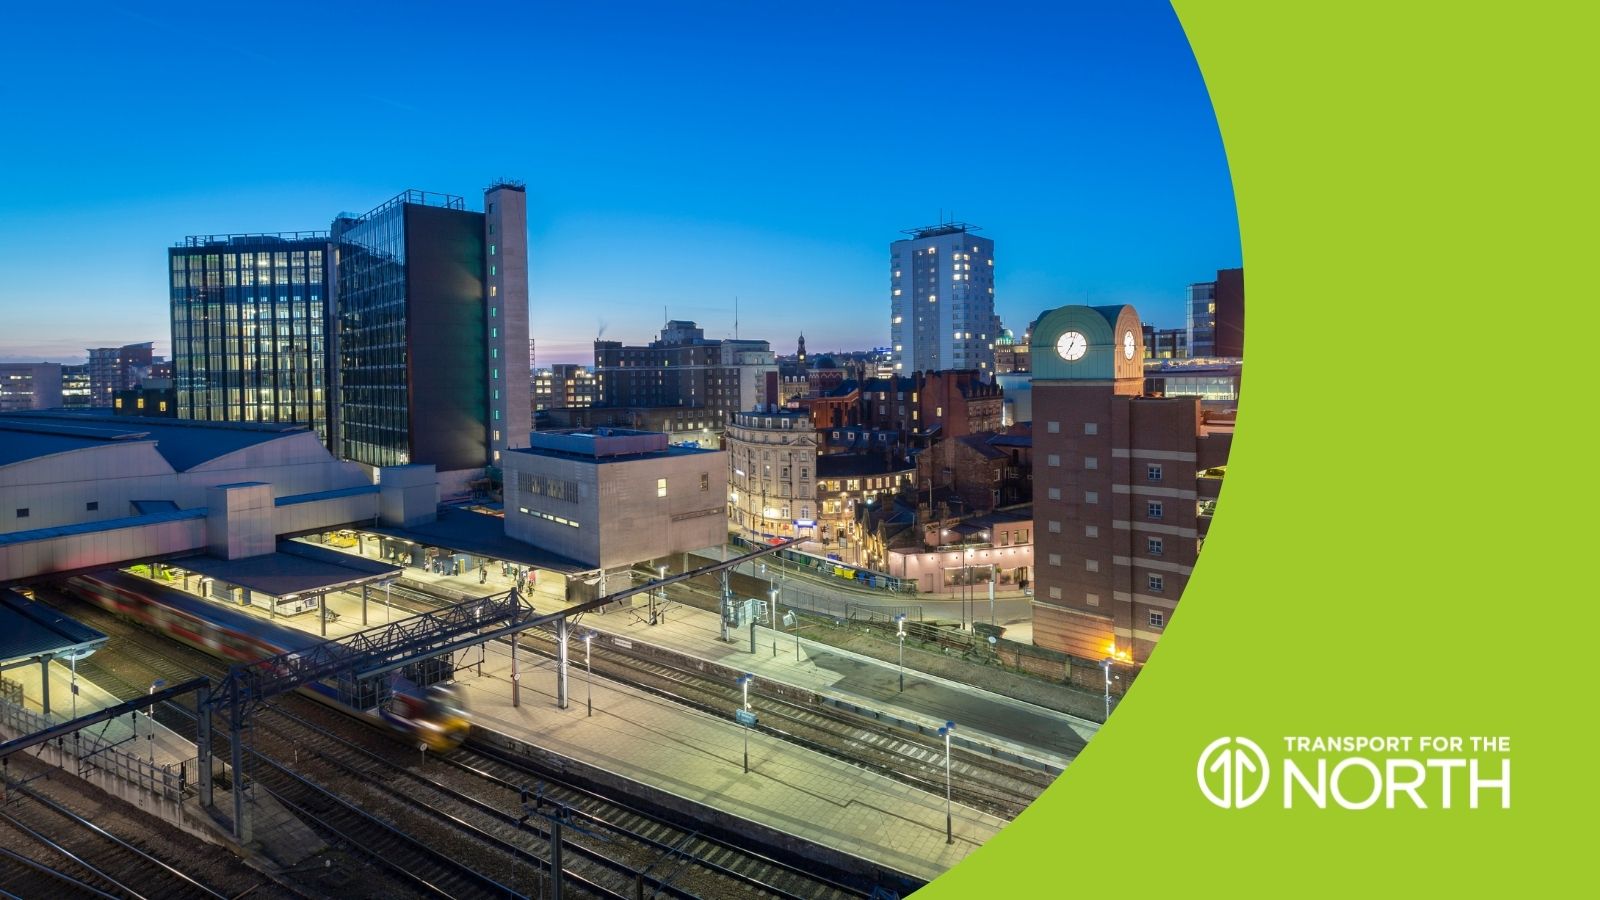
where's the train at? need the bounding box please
[62,570,471,751]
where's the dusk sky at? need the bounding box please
[0,1,1238,366]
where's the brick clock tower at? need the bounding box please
[1031,304,1219,665]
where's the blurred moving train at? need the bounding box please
[63,570,471,751]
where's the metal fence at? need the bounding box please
[728,536,918,592]
[0,679,189,803]
[668,557,927,625]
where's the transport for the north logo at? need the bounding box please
[1198,735,1512,810]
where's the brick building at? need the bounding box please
[1030,304,1233,665]
[916,430,1033,515]
[857,370,1002,441]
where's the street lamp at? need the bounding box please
[381,579,394,623]
[894,613,907,692]
[1100,657,1114,722]
[583,632,595,717]
[938,720,956,844]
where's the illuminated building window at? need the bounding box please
[657,478,668,498]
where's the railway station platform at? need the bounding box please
[386,563,1093,768]
[151,572,1012,882]
[457,637,1006,884]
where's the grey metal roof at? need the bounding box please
[0,411,308,472]
[0,507,207,547]
[0,589,108,665]
[364,507,589,574]
[177,540,400,597]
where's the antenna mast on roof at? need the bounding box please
[734,296,739,340]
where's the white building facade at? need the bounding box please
[890,223,997,375]
[725,409,817,543]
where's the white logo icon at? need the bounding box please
[1198,736,1271,808]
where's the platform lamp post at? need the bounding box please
[938,720,956,844]
[1100,657,1114,722]
[583,631,594,717]
[148,679,165,763]
[381,579,394,623]
[737,673,755,773]
[894,613,907,692]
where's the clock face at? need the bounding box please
[1123,330,1136,359]
[1057,331,1088,361]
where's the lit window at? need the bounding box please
[657,478,668,498]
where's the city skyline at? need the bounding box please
[0,1,1239,366]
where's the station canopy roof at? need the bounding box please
[363,507,588,575]
[0,589,108,665]
[176,540,400,598]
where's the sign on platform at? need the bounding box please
[735,710,758,727]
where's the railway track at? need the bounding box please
[261,700,865,900]
[44,583,884,899]
[381,582,1051,819]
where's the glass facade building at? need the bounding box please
[168,185,530,476]
[1186,280,1217,358]
[169,235,330,441]
[332,190,492,472]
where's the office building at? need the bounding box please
[593,320,777,424]
[331,185,531,478]
[169,232,333,441]
[0,363,62,411]
[1030,304,1233,665]
[502,429,726,570]
[533,364,600,411]
[1186,267,1245,358]
[890,223,998,375]
[725,408,818,543]
[87,342,154,407]
[60,364,91,408]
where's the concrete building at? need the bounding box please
[538,404,722,448]
[0,364,62,412]
[594,321,778,424]
[87,342,154,408]
[502,429,726,570]
[725,408,818,543]
[169,232,332,441]
[1144,357,1243,404]
[890,223,998,375]
[331,185,531,480]
[0,410,408,585]
[1029,304,1234,665]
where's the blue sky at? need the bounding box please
[0,1,1238,366]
